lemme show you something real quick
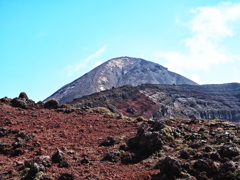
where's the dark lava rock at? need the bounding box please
[126,108,135,114]
[127,122,164,157]
[17,131,28,139]
[0,127,9,137]
[12,138,23,149]
[10,96,35,109]
[0,143,10,153]
[28,162,43,175]
[159,156,182,178]
[150,120,166,131]
[0,97,11,102]
[80,157,89,165]
[204,146,213,152]
[100,136,117,147]
[58,159,69,168]
[221,161,237,172]
[210,152,221,161]
[217,161,238,180]
[103,150,121,162]
[216,133,234,144]
[52,149,65,163]
[12,148,25,156]
[52,149,69,168]
[11,98,28,109]
[193,158,218,176]
[219,143,239,159]
[190,139,207,149]
[120,152,136,165]
[24,156,52,177]
[25,155,52,168]
[58,172,75,180]
[187,118,199,124]
[119,143,130,151]
[180,149,191,159]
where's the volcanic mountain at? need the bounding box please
[45,57,197,104]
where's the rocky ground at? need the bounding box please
[0,93,240,180]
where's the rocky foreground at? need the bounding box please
[0,94,240,180]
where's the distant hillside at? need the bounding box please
[45,57,197,104]
[68,83,240,123]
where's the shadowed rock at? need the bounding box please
[99,136,117,147]
[159,156,182,178]
[52,149,65,163]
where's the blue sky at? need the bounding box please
[1,0,240,102]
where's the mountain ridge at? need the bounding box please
[68,83,240,123]
[45,57,197,104]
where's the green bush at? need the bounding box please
[44,99,59,109]
[136,116,147,122]
[19,92,28,99]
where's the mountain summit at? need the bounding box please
[45,57,197,104]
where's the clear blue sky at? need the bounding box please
[1,0,240,102]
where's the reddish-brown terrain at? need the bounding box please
[1,93,240,180]
[0,96,157,180]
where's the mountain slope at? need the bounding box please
[45,57,197,104]
[68,83,240,123]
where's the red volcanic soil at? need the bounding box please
[0,100,158,179]
[115,92,160,119]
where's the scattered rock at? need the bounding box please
[22,156,52,179]
[103,150,121,162]
[28,162,42,175]
[52,149,65,163]
[159,156,182,178]
[58,172,75,180]
[100,136,117,146]
[180,149,191,159]
[219,143,239,159]
[0,97,11,102]
[210,152,221,161]
[12,148,25,156]
[11,98,28,109]
[17,131,29,139]
[12,137,23,149]
[187,118,199,124]
[120,152,135,164]
[80,157,89,165]
[58,159,69,168]
[204,146,213,152]
[25,156,52,168]
[52,149,69,168]
[193,158,218,176]
[217,161,237,180]
[127,122,163,157]
[0,127,8,137]
[126,108,135,114]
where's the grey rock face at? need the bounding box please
[45,57,197,104]
[69,83,240,123]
